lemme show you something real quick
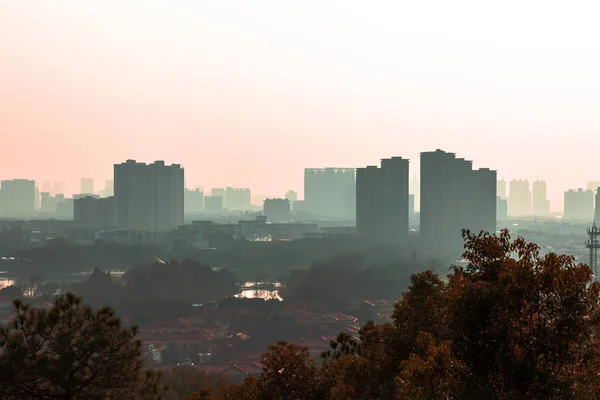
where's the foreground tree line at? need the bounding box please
[2,229,600,399]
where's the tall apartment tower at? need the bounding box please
[532,180,550,217]
[356,157,409,243]
[564,189,594,221]
[0,179,36,218]
[114,160,184,232]
[508,179,531,217]
[420,150,496,257]
[304,168,355,220]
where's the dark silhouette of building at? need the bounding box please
[304,168,355,220]
[0,179,36,218]
[420,149,496,257]
[114,160,184,232]
[263,198,291,222]
[74,196,117,229]
[356,157,409,243]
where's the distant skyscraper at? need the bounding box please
[409,194,415,216]
[0,179,36,218]
[508,180,531,217]
[356,157,409,243]
[74,196,117,229]
[409,175,420,212]
[103,179,114,197]
[114,160,184,231]
[564,189,594,221]
[304,168,355,220]
[264,198,291,222]
[420,150,496,256]
[184,188,204,214]
[497,179,507,199]
[532,180,550,216]
[81,178,94,195]
[225,187,252,211]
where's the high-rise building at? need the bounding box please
[356,157,409,243]
[204,196,223,215]
[225,187,252,211]
[409,175,420,212]
[508,180,531,217]
[304,168,355,220]
[420,150,496,257]
[264,198,291,222]
[409,194,415,215]
[114,160,184,232]
[184,188,204,214]
[0,179,36,218]
[564,189,594,221]
[497,179,507,199]
[74,196,117,229]
[81,178,94,195]
[102,180,114,197]
[532,180,550,217]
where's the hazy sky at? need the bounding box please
[2,1,600,208]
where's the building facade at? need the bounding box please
[184,188,204,215]
[114,160,184,232]
[508,179,531,217]
[263,198,291,222]
[532,180,550,216]
[420,150,497,257]
[564,189,594,221]
[74,196,117,229]
[0,179,36,218]
[356,157,409,243]
[304,168,355,220]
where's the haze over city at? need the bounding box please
[2,1,600,209]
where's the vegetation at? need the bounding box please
[4,229,598,399]
[187,229,600,399]
[0,293,164,400]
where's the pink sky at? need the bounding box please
[1,1,600,209]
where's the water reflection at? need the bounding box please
[236,282,282,301]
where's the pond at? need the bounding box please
[236,281,282,301]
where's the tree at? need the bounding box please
[257,341,322,400]
[0,293,163,400]
[321,332,362,360]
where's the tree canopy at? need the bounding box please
[0,293,164,400]
[191,229,600,399]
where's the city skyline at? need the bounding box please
[2,2,600,208]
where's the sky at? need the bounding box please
[1,1,600,209]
